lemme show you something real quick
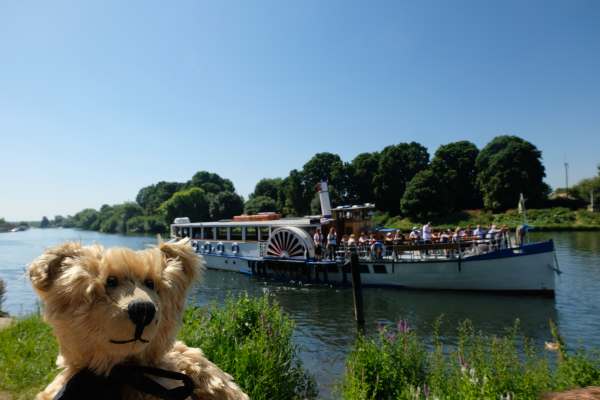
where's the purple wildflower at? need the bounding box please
[423,384,430,398]
[397,319,411,334]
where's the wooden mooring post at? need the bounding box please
[348,252,365,329]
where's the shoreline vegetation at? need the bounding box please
[1,295,599,400]
[3,135,598,235]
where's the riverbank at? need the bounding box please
[374,207,600,232]
[2,298,599,400]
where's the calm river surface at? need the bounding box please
[1,228,599,398]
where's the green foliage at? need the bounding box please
[251,178,283,200]
[136,181,185,214]
[179,294,317,400]
[0,315,59,399]
[350,152,380,204]
[126,214,167,233]
[401,168,451,220]
[161,187,209,225]
[244,195,278,215]
[431,140,481,210]
[373,142,430,214]
[281,169,306,216]
[40,216,50,228]
[208,191,244,220]
[376,208,600,231]
[189,171,235,194]
[476,136,550,211]
[341,319,600,400]
[572,175,600,203]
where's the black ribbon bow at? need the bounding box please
[54,364,196,400]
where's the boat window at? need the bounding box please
[258,227,269,241]
[230,227,242,241]
[373,264,387,274]
[245,227,258,241]
[191,228,201,239]
[217,227,228,240]
[359,264,370,273]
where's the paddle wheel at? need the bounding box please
[266,227,315,260]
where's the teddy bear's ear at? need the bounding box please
[28,242,82,291]
[159,238,203,282]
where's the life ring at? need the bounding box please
[231,242,240,254]
[203,242,212,254]
[216,242,225,254]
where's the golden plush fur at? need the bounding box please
[28,239,248,400]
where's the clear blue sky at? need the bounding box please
[1,0,599,221]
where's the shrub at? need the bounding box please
[341,318,600,400]
[179,293,317,400]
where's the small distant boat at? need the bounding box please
[10,225,28,232]
[170,182,559,295]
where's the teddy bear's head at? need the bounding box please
[28,239,203,374]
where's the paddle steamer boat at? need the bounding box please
[170,182,558,294]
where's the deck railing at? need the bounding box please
[322,234,513,262]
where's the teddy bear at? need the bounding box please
[28,239,249,400]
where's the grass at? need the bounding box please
[374,208,600,232]
[341,318,600,400]
[0,315,59,400]
[0,294,317,400]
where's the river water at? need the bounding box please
[1,228,599,398]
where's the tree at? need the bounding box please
[350,152,380,204]
[98,202,144,233]
[40,216,50,228]
[189,171,235,194]
[430,141,481,211]
[300,152,350,207]
[476,135,550,211]
[161,188,209,225]
[244,196,278,215]
[72,208,100,230]
[53,215,65,227]
[372,142,429,214]
[282,169,308,216]
[208,191,244,220]
[401,168,450,220]
[136,181,184,214]
[251,178,283,200]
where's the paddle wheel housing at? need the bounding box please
[266,227,315,260]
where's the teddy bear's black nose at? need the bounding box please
[127,301,156,328]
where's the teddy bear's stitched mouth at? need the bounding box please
[109,337,149,344]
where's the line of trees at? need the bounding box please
[48,135,597,234]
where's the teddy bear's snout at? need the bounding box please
[127,301,156,328]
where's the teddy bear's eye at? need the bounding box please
[106,276,118,288]
[144,279,155,290]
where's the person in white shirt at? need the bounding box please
[409,227,420,241]
[422,222,432,243]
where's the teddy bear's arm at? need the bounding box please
[165,341,249,400]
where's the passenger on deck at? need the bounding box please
[473,225,486,240]
[422,222,432,244]
[440,230,450,243]
[393,230,404,245]
[326,227,338,260]
[347,234,357,247]
[409,227,420,242]
[313,228,323,261]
